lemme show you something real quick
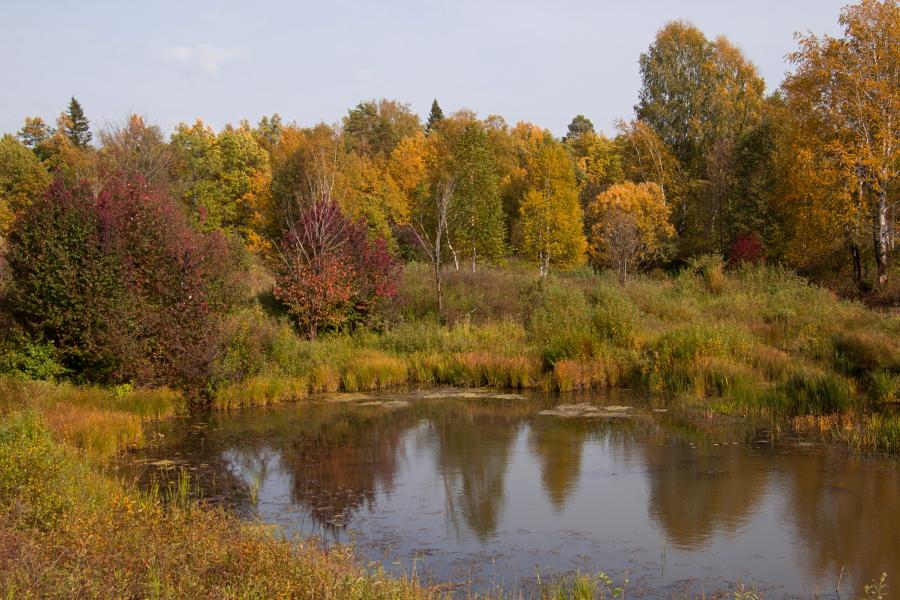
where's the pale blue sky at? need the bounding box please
[1,0,847,138]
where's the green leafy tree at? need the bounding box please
[563,115,595,143]
[169,120,271,240]
[342,99,421,158]
[17,117,54,161]
[636,22,765,257]
[252,114,283,154]
[636,22,764,174]
[450,121,506,270]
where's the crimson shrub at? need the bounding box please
[4,174,234,390]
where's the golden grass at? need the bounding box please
[213,375,309,410]
[0,377,185,461]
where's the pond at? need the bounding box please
[114,388,900,598]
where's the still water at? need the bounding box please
[117,389,900,598]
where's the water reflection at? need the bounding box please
[781,450,900,591]
[280,412,409,530]
[642,434,771,549]
[119,391,900,595]
[434,414,518,541]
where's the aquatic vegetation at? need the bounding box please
[213,375,309,410]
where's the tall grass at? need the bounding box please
[0,377,185,460]
[205,261,898,451]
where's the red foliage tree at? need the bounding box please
[728,231,766,267]
[5,173,235,389]
[274,200,398,339]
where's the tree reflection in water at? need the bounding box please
[120,393,900,596]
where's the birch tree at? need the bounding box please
[783,0,899,287]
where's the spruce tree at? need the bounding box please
[424,99,444,136]
[64,96,92,147]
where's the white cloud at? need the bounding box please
[155,44,249,75]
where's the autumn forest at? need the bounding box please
[0,0,898,598]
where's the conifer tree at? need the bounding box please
[63,96,92,147]
[424,99,445,136]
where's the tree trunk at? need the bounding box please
[850,241,863,290]
[434,263,443,317]
[873,186,889,288]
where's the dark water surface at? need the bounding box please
[115,389,900,598]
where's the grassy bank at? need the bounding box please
[0,407,441,599]
[0,378,185,460]
[214,259,899,452]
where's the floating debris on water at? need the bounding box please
[357,400,410,409]
[420,389,526,401]
[320,393,376,403]
[537,403,632,418]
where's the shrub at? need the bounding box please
[213,375,308,410]
[590,283,640,347]
[273,199,398,339]
[728,231,765,267]
[0,333,66,381]
[527,279,596,366]
[4,174,235,390]
[552,358,611,391]
[774,370,854,416]
[867,371,900,405]
[0,412,77,528]
[685,253,727,294]
[640,325,753,393]
[833,330,900,376]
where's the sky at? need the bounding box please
[1,0,849,138]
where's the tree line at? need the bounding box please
[0,0,896,388]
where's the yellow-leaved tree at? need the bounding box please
[588,182,674,285]
[519,134,586,276]
[783,0,899,287]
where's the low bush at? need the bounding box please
[590,282,640,347]
[867,371,900,406]
[213,375,309,410]
[527,280,596,366]
[773,370,854,416]
[833,329,900,376]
